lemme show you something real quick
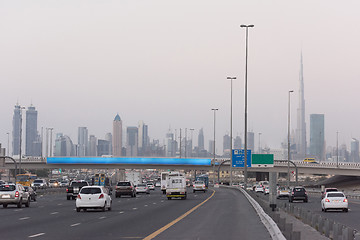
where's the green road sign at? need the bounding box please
[251,154,274,167]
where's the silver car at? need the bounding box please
[0,184,30,208]
[136,184,150,194]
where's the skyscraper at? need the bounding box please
[25,105,39,156]
[247,132,255,152]
[88,135,97,156]
[350,138,359,162]
[105,132,112,155]
[78,127,88,156]
[126,127,138,156]
[296,52,307,158]
[223,133,230,156]
[138,121,149,156]
[198,128,204,150]
[54,133,75,156]
[12,104,21,156]
[112,114,122,157]
[309,114,325,161]
[234,136,242,149]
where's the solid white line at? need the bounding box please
[70,223,81,227]
[28,233,45,238]
[19,217,30,220]
[50,212,59,215]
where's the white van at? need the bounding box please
[166,174,186,200]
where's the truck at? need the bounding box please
[66,180,89,200]
[166,173,186,200]
[92,173,113,194]
[125,171,141,186]
[161,171,180,194]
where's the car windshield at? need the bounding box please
[326,188,338,192]
[80,187,101,194]
[328,193,345,198]
[117,182,131,186]
[0,185,16,191]
[34,180,44,183]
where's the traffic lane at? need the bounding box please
[0,189,166,239]
[155,187,272,240]
[0,188,212,240]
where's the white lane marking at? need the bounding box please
[28,233,45,238]
[57,203,63,206]
[70,223,81,227]
[99,216,106,219]
[19,217,30,220]
[50,212,59,215]
[144,205,148,207]
[119,211,124,214]
[14,209,23,212]
[118,201,121,203]
[133,208,137,210]
[73,208,76,211]
[153,202,156,205]
[161,200,164,203]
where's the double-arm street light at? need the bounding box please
[211,108,218,184]
[240,24,254,185]
[288,90,294,188]
[227,76,236,186]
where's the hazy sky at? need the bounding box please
[1,1,360,154]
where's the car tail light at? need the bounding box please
[193,185,195,188]
[77,194,81,199]
[325,199,330,202]
[66,188,69,192]
[15,191,19,198]
[130,186,133,189]
[180,192,185,194]
[203,185,206,188]
[99,194,104,199]
[344,199,348,202]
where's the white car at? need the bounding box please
[146,183,155,190]
[321,192,348,212]
[264,186,270,195]
[255,185,264,193]
[76,186,112,212]
[193,181,207,193]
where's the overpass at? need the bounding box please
[2,156,360,176]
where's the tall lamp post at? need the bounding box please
[211,108,218,184]
[287,90,294,188]
[258,132,262,153]
[240,24,254,185]
[337,131,339,167]
[227,76,236,185]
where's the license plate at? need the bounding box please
[2,195,10,199]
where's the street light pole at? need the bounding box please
[337,131,339,167]
[258,132,262,153]
[287,90,294,188]
[185,128,187,158]
[211,108,218,184]
[240,24,254,186]
[227,76,236,186]
[49,128,54,157]
[190,128,194,157]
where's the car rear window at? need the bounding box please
[117,182,131,186]
[72,182,88,187]
[0,185,16,191]
[328,193,344,198]
[194,181,204,184]
[34,180,44,183]
[294,188,305,192]
[138,184,146,187]
[80,188,101,194]
[326,188,338,192]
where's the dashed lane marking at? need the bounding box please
[99,216,106,219]
[19,217,30,220]
[133,208,137,210]
[144,205,148,207]
[119,211,124,214]
[50,212,59,215]
[14,209,23,212]
[28,233,45,238]
[70,223,81,227]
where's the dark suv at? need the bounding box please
[289,187,308,202]
[115,181,136,198]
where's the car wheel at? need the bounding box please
[167,197,171,200]
[324,208,327,212]
[76,208,80,212]
[108,203,112,211]
[33,196,36,202]
[193,190,195,193]
[344,208,348,212]
[102,204,106,212]
[3,204,7,208]
[304,199,308,203]
[83,208,87,212]
[67,196,70,200]
[25,198,30,207]
[17,199,22,208]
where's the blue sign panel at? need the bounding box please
[47,157,212,166]
[232,149,252,167]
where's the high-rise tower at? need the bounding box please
[296,52,307,158]
[112,114,122,157]
[12,104,21,156]
[77,127,88,156]
[25,105,39,156]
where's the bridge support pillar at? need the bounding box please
[255,172,269,181]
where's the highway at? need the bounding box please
[0,187,271,240]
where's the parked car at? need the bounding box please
[31,179,48,189]
[115,181,136,198]
[277,186,290,199]
[321,192,348,212]
[23,186,37,201]
[321,188,338,199]
[0,184,30,208]
[255,185,264,193]
[76,186,112,212]
[289,187,308,202]
[193,181,207,193]
[136,183,150,194]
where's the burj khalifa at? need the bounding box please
[296,52,307,158]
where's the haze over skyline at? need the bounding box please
[1,1,360,153]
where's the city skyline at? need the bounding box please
[1,1,360,155]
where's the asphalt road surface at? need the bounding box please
[0,187,271,240]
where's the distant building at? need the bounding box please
[198,128,204,150]
[88,135,97,156]
[105,133,112,155]
[12,104,21,156]
[309,114,325,161]
[247,132,255,152]
[209,140,214,155]
[138,121,149,156]
[234,136,242,149]
[54,133,75,156]
[223,134,230,156]
[296,52,307,158]
[112,114,123,157]
[97,139,111,156]
[166,131,176,157]
[350,138,360,162]
[77,127,88,156]
[126,127,138,156]
[25,105,40,156]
